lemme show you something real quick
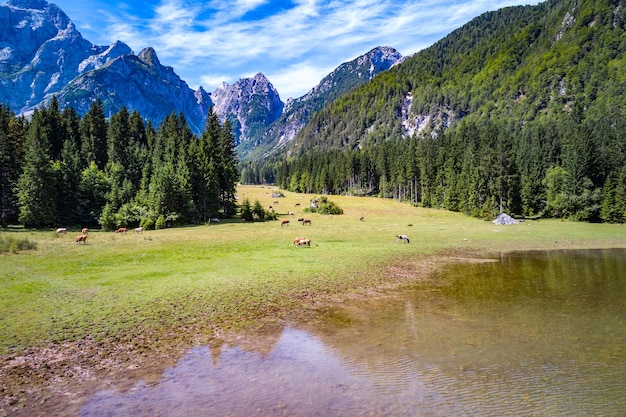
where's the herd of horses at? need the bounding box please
[55,226,144,245]
[53,198,410,248]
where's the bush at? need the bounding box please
[99,203,117,231]
[305,196,344,215]
[0,236,38,254]
[141,218,155,230]
[155,215,166,230]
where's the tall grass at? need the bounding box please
[1,185,625,354]
[0,235,37,254]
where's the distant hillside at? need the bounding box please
[257,0,626,223]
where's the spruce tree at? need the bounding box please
[80,98,108,170]
[17,110,57,227]
[0,106,25,226]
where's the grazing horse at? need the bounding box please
[281,220,290,227]
[81,228,88,235]
[396,234,410,243]
[75,234,87,244]
[56,228,67,234]
[293,237,310,247]
[115,227,127,234]
[301,219,312,226]
[359,216,365,222]
[134,227,143,234]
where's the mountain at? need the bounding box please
[0,0,214,133]
[211,73,284,149]
[53,46,213,134]
[0,0,130,112]
[244,46,404,160]
[260,0,626,223]
[286,0,626,155]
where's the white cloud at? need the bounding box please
[53,0,541,98]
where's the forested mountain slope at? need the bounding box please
[258,0,626,223]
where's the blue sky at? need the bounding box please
[50,0,541,99]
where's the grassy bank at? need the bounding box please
[2,185,626,355]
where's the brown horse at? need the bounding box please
[115,227,127,233]
[301,219,312,226]
[81,228,88,235]
[75,234,87,244]
[281,220,290,227]
[294,237,310,247]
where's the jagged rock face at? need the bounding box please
[0,0,124,112]
[246,46,403,160]
[55,47,213,134]
[0,0,213,133]
[211,73,284,148]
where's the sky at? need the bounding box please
[49,0,541,99]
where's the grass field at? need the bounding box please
[2,184,626,356]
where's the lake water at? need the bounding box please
[78,249,626,416]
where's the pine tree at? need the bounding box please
[0,105,25,226]
[17,110,57,227]
[218,119,239,216]
[80,98,108,170]
[192,107,222,221]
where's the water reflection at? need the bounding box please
[79,249,626,416]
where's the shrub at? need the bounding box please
[141,218,155,230]
[0,236,38,254]
[155,215,166,230]
[305,196,344,215]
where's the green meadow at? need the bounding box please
[2,185,626,355]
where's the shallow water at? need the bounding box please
[78,249,626,416]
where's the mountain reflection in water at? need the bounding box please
[79,249,626,416]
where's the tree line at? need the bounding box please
[0,97,238,229]
[244,107,626,223]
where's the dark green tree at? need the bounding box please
[80,98,108,170]
[17,110,57,227]
[0,106,25,226]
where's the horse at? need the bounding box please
[294,237,310,247]
[81,228,88,235]
[301,219,312,226]
[134,227,143,233]
[115,227,127,234]
[396,234,410,243]
[359,216,365,222]
[288,211,295,216]
[75,234,87,244]
[297,218,304,222]
[56,228,67,234]
[281,220,290,227]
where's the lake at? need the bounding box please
[78,249,626,416]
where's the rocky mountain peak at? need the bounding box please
[138,47,160,67]
[211,72,284,147]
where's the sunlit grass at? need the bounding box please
[1,185,625,354]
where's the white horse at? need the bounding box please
[396,234,410,243]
